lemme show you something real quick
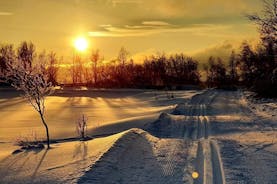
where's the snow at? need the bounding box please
[0,131,124,184]
[243,91,277,121]
[0,88,276,184]
[218,131,277,184]
[78,128,191,184]
[0,89,199,142]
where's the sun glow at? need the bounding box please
[74,37,88,52]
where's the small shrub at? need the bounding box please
[76,114,88,140]
[14,131,44,150]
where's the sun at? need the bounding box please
[74,37,88,52]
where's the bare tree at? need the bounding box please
[117,47,129,66]
[245,0,277,96]
[206,57,228,88]
[1,57,53,149]
[47,52,59,86]
[228,50,238,84]
[238,42,257,86]
[247,0,277,47]
[90,49,102,86]
[116,47,130,87]
[71,54,84,85]
[17,41,35,69]
[0,44,16,79]
[76,114,88,140]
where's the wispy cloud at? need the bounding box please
[112,0,142,3]
[0,11,13,16]
[111,0,142,6]
[88,23,230,37]
[142,21,170,26]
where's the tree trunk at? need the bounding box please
[39,112,50,149]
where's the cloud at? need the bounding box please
[142,21,170,26]
[130,39,260,65]
[110,0,260,18]
[191,41,235,64]
[190,38,259,64]
[0,12,13,16]
[131,48,159,63]
[88,23,230,37]
[112,0,142,3]
[110,0,142,6]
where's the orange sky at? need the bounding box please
[0,0,262,61]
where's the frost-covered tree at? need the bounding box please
[1,56,53,149]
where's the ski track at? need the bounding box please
[183,90,226,184]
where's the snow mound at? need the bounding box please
[78,128,159,184]
[0,132,124,184]
[146,112,190,138]
[245,94,277,120]
[172,103,186,115]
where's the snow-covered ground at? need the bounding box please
[0,88,198,142]
[0,88,276,184]
[0,88,199,178]
[243,91,277,121]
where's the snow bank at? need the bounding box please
[146,112,195,139]
[78,128,191,184]
[0,132,124,184]
[243,91,277,120]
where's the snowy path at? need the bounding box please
[189,90,276,184]
[184,91,225,184]
[173,89,276,184]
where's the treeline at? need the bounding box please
[0,45,201,89]
[0,40,275,94]
[204,42,276,97]
[82,49,200,88]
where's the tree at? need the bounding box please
[0,44,16,81]
[143,54,167,87]
[247,0,277,50]
[76,114,88,140]
[116,47,130,87]
[247,0,277,72]
[1,50,53,149]
[228,50,238,84]
[90,49,102,86]
[238,42,257,86]
[17,41,35,70]
[246,0,277,96]
[71,54,83,85]
[168,54,200,85]
[117,47,129,66]
[206,57,228,87]
[47,52,59,86]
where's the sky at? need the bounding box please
[0,0,263,62]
